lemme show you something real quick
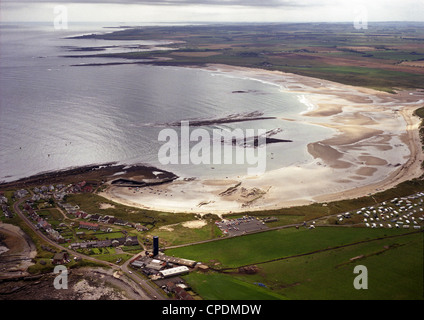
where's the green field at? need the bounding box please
[245,232,423,299]
[166,227,423,299]
[183,272,286,300]
[65,193,198,227]
[166,227,417,268]
[231,179,424,223]
[146,219,222,247]
[184,231,422,300]
[415,107,424,119]
[70,22,424,92]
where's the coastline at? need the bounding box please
[1,64,423,216]
[99,64,424,215]
[0,162,178,190]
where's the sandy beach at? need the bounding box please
[100,64,424,216]
[0,222,37,278]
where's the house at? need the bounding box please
[37,220,51,230]
[135,223,148,232]
[14,189,28,198]
[93,240,112,248]
[166,281,176,291]
[46,228,64,243]
[90,214,100,221]
[61,203,80,214]
[114,219,127,226]
[52,252,69,265]
[54,192,66,201]
[1,205,13,218]
[31,194,41,202]
[108,217,117,224]
[74,211,84,218]
[69,243,81,250]
[125,236,139,246]
[98,216,109,223]
[82,185,93,193]
[0,195,8,204]
[79,221,99,231]
[174,286,194,300]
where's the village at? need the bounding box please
[2,182,147,263]
[1,181,207,299]
[2,180,424,300]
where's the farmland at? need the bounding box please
[164,189,424,299]
[166,227,417,269]
[2,165,423,299]
[71,22,424,92]
[168,227,423,299]
[2,21,424,300]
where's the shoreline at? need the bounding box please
[0,162,178,190]
[99,64,424,215]
[1,64,423,216]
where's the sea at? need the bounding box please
[0,22,333,183]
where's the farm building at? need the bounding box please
[159,266,189,278]
[156,254,197,268]
[131,260,144,268]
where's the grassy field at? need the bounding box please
[65,193,197,228]
[166,227,416,269]
[71,22,424,92]
[229,232,423,299]
[146,219,222,247]
[183,272,286,300]
[415,107,424,119]
[173,227,423,300]
[227,178,424,225]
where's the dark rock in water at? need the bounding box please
[111,172,178,187]
[231,137,293,147]
[161,111,276,127]
[0,162,178,190]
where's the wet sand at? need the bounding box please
[0,223,37,279]
[100,64,424,216]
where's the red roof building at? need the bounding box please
[79,221,99,230]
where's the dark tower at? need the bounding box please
[153,236,159,256]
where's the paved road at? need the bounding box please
[10,195,355,299]
[12,196,165,300]
[121,251,165,300]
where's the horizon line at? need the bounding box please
[2,20,424,24]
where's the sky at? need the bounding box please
[1,0,423,24]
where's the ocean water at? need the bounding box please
[0,23,332,182]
